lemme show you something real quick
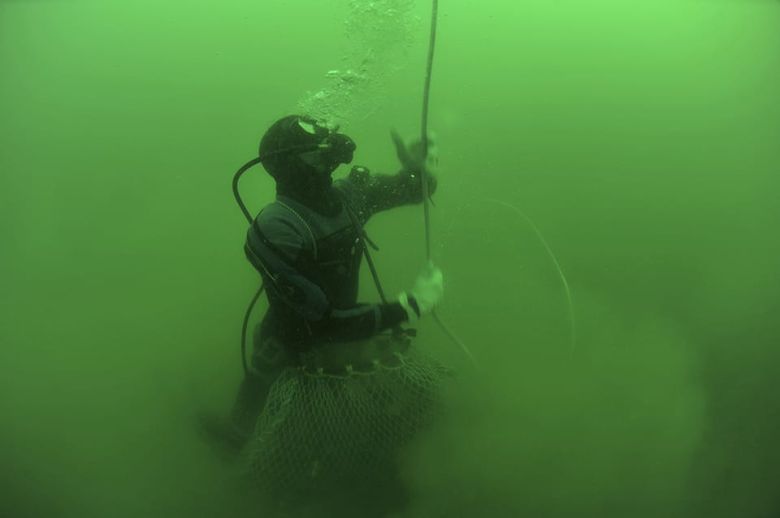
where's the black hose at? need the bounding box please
[232,157,266,377]
[232,157,263,224]
[240,286,264,376]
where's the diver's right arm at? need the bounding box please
[244,216,436,343]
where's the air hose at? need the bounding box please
[233,161,265,377]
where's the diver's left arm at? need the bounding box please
[345,166,437,217]
[372,130,439,214]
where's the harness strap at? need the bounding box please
[275,200,319,261]
[339,192,389,305]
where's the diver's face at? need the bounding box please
[296,154,335,193]
[298,148,338,180]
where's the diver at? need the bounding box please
[203,115,444,460]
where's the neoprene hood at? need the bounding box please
[258,115,356,182]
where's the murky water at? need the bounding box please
[1,1,778,516]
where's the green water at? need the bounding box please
[1,0,778,517]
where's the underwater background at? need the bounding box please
[1,0,778,516]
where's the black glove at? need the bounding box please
[391,130,438,197]
[391,130,438,175]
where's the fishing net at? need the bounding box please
[243,335,448,506]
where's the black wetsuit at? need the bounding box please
[245,165,433,361]
[227,164,434,443]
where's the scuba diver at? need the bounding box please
[203,115,446,513]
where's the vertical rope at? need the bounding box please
[419,0,477,368]
[420,0,438,261]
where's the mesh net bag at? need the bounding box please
[243,335,448,505]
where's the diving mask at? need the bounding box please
[295,119,356,171]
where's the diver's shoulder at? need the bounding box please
[255,201,286,221]
[254,201,303,233]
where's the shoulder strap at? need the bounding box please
[273,200,319,261]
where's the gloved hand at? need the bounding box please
[398,262,444,323]
[391,130,438,176]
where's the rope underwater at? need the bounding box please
[486,198,577,353]
[419,0,478,368]
[420,0,437,261]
